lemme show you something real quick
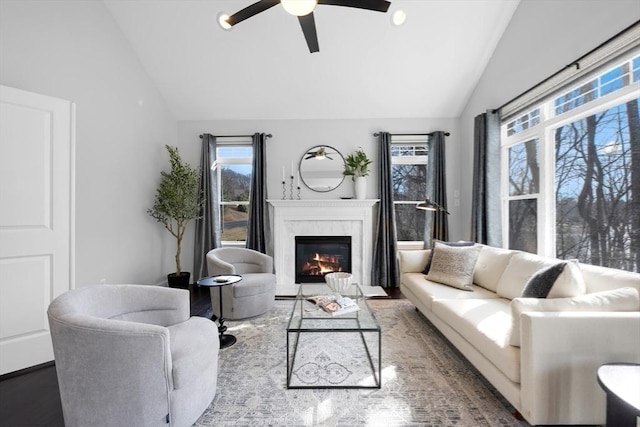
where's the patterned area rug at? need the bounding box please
[195,300,530,427]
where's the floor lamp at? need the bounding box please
[416,198,450,215]
[417,198,449,243]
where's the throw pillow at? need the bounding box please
[422,239,475,274]
[520,262,567,298]
[496,253,586,300]
[425,242,481,291]
[508,287,640,347]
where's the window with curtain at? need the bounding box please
[391,136,428,243]
[216,139,253,244]
[501,51,640,271]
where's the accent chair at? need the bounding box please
[206,247,276,319]
[47,284,219,427]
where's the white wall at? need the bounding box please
[0,0,179,286]
[458,0,640,241]
[177,117,462,263]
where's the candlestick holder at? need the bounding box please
[289,176,294,200]
[281,181,286,200]
[296,186,301,200]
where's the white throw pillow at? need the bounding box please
[473,245,515,292]
[509,287,640,347]
[496,252,586,300]
[425,242,481,291]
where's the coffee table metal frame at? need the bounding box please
[286,283,381,389]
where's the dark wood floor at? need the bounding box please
[0,285,403,426]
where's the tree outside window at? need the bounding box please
[555,98,639,271]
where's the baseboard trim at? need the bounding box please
[0,360,55,382]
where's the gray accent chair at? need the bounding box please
[47,284,219,427]
[206,248,276,319]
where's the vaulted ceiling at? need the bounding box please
[104,0,519,120]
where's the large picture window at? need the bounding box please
[502,52,639,272]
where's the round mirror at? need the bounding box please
[299,145,345,192]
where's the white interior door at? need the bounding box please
[0,85,75,375]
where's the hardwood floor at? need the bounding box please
[0,285,403,426]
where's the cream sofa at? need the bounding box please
[398,244,640,426]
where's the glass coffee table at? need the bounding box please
[286,283,381,389]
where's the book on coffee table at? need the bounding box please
[309,295,360,316]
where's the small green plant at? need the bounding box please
[148,145,201,275]
[343,148,372,180]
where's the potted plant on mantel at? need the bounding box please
[148,145,201,288]
[343,148,372,200]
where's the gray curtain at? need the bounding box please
[424,131,449,248]
[193,134,221,281]
[471,110,503,246]
[371,132,400,288]
[246,132,272,255]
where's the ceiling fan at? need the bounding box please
[222,0,391,53]
[305,147,334,160]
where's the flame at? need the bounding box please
[301,253,344,276]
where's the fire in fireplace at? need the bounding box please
[295,236,352,283]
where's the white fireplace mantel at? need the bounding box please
[267,199,379,290]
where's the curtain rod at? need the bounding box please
[492,20,639,113]
[373,132,450,137]
[199,133,272,139]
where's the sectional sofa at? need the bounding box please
[398,243,640,426]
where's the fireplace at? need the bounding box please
[295,236,352,283]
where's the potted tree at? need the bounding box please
[148,145,201,288]
[343,148,372,199]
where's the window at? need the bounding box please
[391,139,428,243]
[502,52,640,272]
[216,142,253,244]
[555,100,638,270]
[506,138,539,253]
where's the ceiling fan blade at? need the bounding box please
[298,13,319,53]
[226,0,280,26]
[318,0,390,12]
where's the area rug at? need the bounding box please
[195,300,530,427]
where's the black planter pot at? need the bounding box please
[167,272,191,289]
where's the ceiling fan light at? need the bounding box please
[217,12,232,30]
[281,0,317,17]
[392,9,406,26]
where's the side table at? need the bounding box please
[597,363,640,427]
[196,275,242,349]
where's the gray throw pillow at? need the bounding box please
[422,240,475,274]
[520,262,567,298]
[425,242,481,291]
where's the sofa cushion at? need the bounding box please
[473,245,515,292]
[168,317,219,389]
[432,298,521,383]
[402,273,500,311]
[425,242,481,291]
[422,240,475,274]
[520,261,567,298]
[496,253,586,300]
[509,287,640,347]
[579,263,640,294]
[398,249,431,273]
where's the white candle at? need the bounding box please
[290,160,294,178]
[282,166,285,182]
